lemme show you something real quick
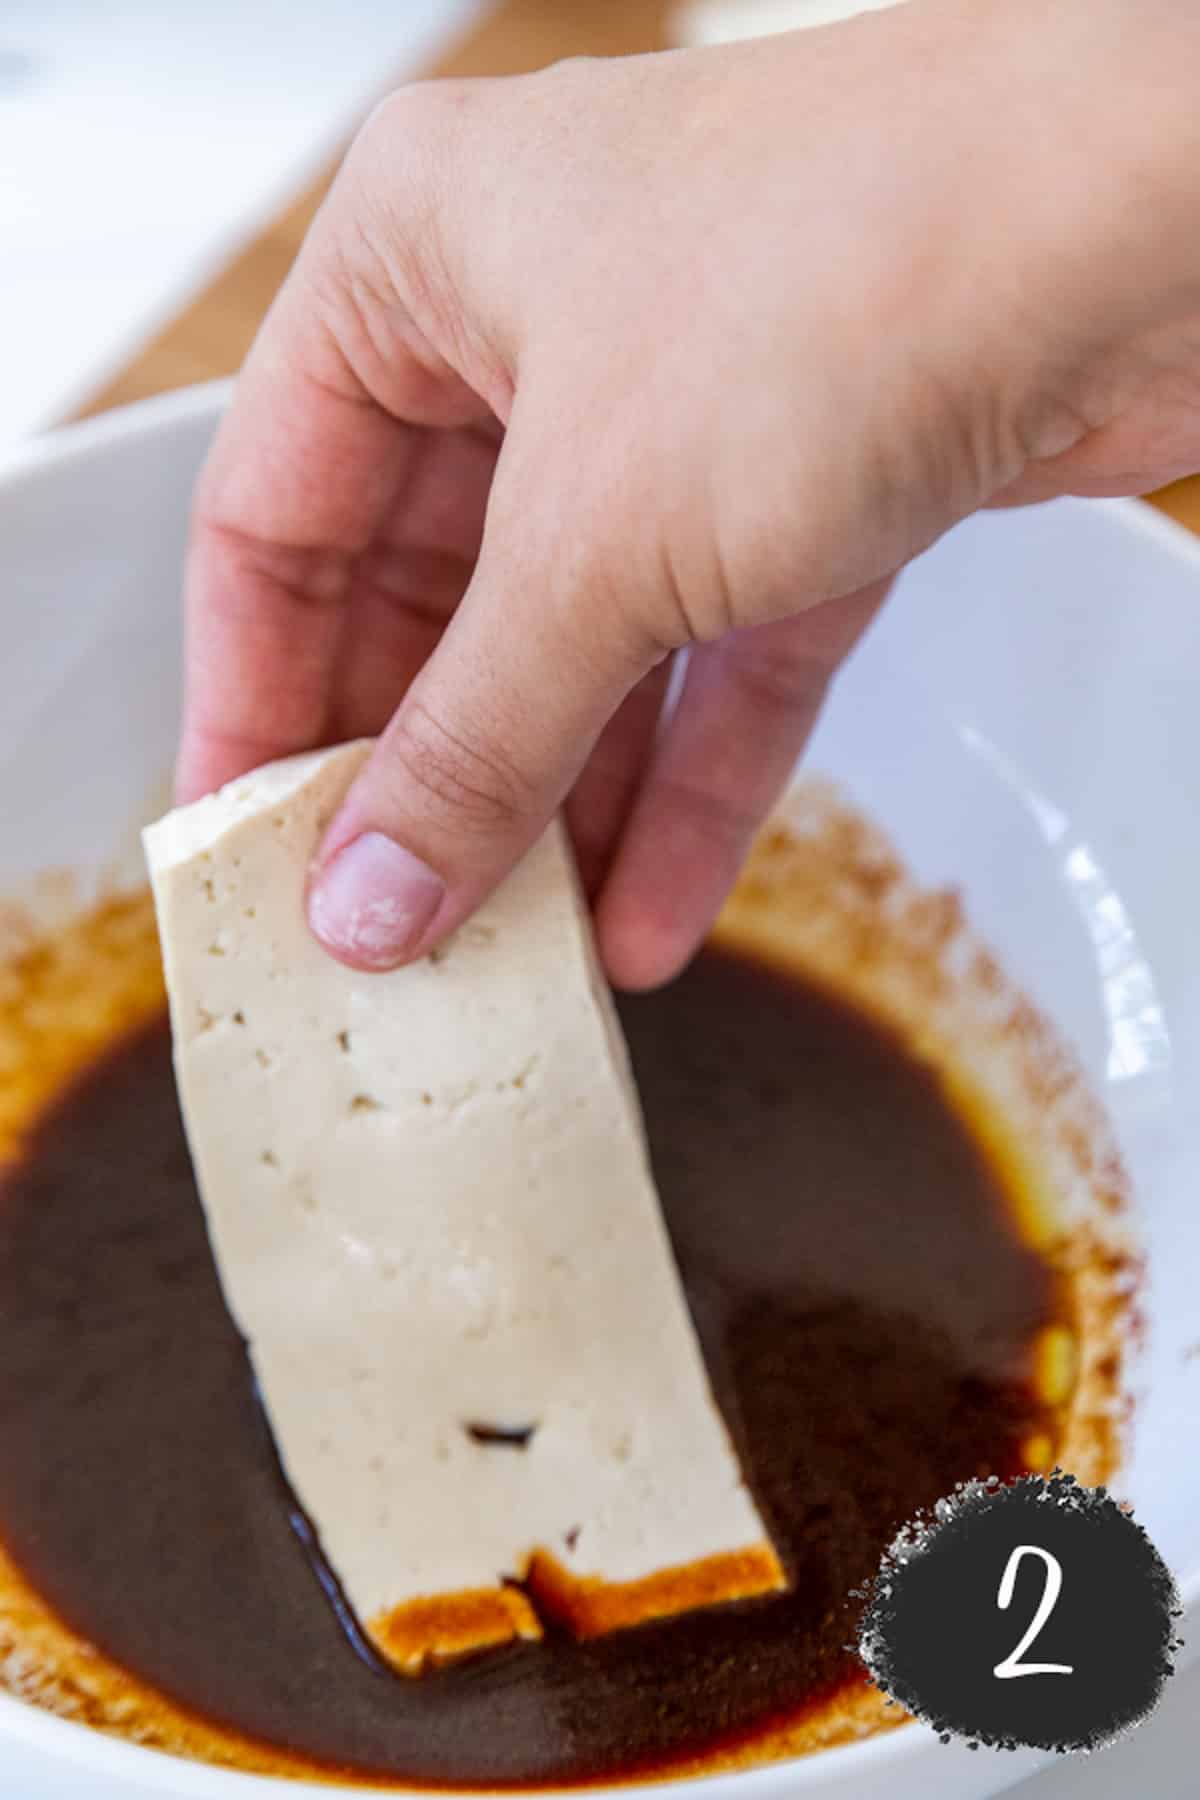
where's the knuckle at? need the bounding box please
[343,80,512,407]
[649,531,743,653]
[383,700,536,837]
[357,78,473,161]
[343,82,459,270]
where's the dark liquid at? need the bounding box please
[0,948,1058,1784]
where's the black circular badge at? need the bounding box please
[856,1473,1181,1753]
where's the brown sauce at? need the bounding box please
[0,939,1066,1785]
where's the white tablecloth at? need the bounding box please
[0,0,479,447]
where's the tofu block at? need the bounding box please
[144,743,783,1672]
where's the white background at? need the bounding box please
[0,0,478,446]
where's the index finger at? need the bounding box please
[176,122,489,801]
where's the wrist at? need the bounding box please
[923,0,1200,466]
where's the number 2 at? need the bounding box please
[993,1545,1075,1680]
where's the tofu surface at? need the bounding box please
[144,743,782,1671]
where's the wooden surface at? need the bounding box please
[74,0,1200,534]
[1151,475,1200,537]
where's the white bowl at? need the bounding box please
[1,383,1198,1800]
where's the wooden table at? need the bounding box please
[74,0,1200,536]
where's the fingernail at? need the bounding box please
[308,832,445,969]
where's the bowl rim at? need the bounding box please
[5,374,1200,584]
[0,1678,953,1800]
[1,382,1198,1798]
[0,378,235,485]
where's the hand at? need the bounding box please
[178,0,1200,988]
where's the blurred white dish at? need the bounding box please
[0,0,479,449]
[675,0,906,49]
[0,383,1198,1798]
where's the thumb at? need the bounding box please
[307,456,656,970]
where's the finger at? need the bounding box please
[176,109,492,802]
[306,447,660,971]
[595,582,891,991]
[992,393,1200,508]
[176,379,414,800]
[329,548,475,740]
[331,426,500,735]
[372,417,499,569]
[565,659,674,897]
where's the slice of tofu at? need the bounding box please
[144,743,783,1673]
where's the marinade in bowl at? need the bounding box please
[0,785,1136,1787]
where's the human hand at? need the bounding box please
[178,0,1200,988]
